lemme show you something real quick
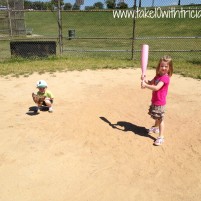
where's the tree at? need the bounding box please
[85,6,94,10]
[64,3,72,10]
[31,1,45,10]
[45,2,52,10]
[72,3,80,10]
[24,1,59,10]
[51,0,64,7]
[24,0,33,9]
[117,2,128,9]
[94,2,104,9]
[0,0,7,6]
[105,0,116,9]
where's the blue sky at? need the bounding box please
[30,0,200,8]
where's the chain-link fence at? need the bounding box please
[0,0,200,61]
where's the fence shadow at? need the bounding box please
[100,116,156,141]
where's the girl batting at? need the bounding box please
[141,55,173,146]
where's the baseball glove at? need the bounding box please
[32,93,46,106]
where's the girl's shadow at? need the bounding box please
[100,117,156,141]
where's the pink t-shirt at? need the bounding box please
[151,74,170,106]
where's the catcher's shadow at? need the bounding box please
[100,116,155,141]
[26,106,39,116]
[26,106,49,116]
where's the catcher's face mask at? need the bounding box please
[38,87,46,92]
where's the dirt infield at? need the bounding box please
[0,68,201,201]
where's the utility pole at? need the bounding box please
[139,0,141,7]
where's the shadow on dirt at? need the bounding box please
[26,106,49,116]
[100,116,156,141]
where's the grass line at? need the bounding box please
[0,57,200,79]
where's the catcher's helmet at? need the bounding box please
[36,80,47,88]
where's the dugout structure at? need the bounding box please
[10,41,56,57]
[0,0,26,36]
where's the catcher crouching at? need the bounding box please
[32,80,54,113]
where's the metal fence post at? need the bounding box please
[131,0,137,60]
[6,0,13,37]
[57,0,63,55]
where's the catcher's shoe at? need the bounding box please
[48,107,53,113]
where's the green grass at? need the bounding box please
[0,57,133,76]
[0,56,200,79]
[23,8,200,37]
[0,6,200,79]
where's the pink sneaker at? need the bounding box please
[149,127,159,134]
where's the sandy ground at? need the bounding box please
[0,68,201,201]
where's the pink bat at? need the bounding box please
[141,44,149,80]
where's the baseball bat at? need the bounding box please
[141,44,149,80]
